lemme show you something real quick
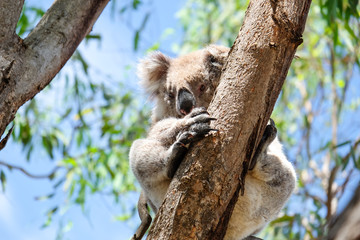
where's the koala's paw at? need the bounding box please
[178,109,217,146]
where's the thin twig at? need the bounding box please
[0,160,61,179]
[326,41,339,223]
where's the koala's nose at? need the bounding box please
[178,88,195,116]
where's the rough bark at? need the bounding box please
[0,0,109,141]
[327,184,360,240]
[147,0,311,239]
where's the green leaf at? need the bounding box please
[0,171,6,192]
[63,221,73,233]
[353,152,360,169]
[114,214,132,221]
[42,206,58,229]
[332,22,339,46]
[337,0,343,18]
[85,34,101,41]
[333,140,351,149]
[134,12,150,51]
[42,136,54,159]
[337,79,345,88]
[132,0,141,9]
[63,158,78,167]
[335,154,343,166]
[16,10,29,36]
[344,21,358,41]
[35,193,55,201]
[349,0,359,17]
[134,31,140,51]
[53,178,65,189]
[327,0,337,21]
[119,6,128,14]
[72,51,89,75]
[29,7,45,17]
[270,215,294,226]
[26,145,33,161]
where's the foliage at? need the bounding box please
[1,0,151,234]
[174,0,247,53]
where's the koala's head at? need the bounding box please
[137,45,230,123]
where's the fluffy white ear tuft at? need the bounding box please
[137,52,171,96]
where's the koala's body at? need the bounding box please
[129,45,296,240]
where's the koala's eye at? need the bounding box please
[167,92,175,99]
[199,84,206,92]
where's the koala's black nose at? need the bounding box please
[178,88,195,116]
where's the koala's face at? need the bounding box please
[137,45,229,122]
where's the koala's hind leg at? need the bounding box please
[248,119,296,193]
[132,191,152,240]
[248,119,277,171]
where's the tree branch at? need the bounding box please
[0,160,60,179]
[0,0,109,141]
[326,137,360,222]
[147,0,311,239]
[0,0,24,45]
[328,184,360,240]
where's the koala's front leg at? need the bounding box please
[166,109,217,178]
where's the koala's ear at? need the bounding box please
[206,45,230,68]
[137,52,171,96]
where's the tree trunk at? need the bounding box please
[0,0,109,142]
[327,184,360,240]
[147,0,311,239]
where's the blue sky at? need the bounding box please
[0,1,183,239]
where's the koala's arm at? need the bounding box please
[129,108,216,239]
[130,107,215,183]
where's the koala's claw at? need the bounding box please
[263,118,277,144]
[209,128,219,132]
[177,123,216,146]
[189,123,216,135]
[177,132,195,146]
[187,112,216,127]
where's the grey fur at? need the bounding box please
[129,45,296,240]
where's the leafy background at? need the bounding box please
[0,0,359,239]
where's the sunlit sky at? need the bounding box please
[0,1,183,239]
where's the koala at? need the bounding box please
[129,45,296,240]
